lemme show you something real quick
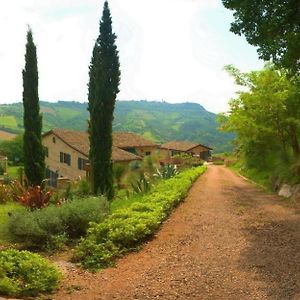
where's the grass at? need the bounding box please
[0,116,18,128]
[0,166,21,180]
[0,202,22,244]
[229,160,272,190]
[7,166,20,179]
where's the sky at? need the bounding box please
[0,0,264,113]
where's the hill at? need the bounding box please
[0,100,233,152]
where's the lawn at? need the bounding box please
[7,166,20,179]
[0,166,21,180]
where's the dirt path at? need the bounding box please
[54,166,300,300]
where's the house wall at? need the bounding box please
[136,146,158,157]
[187,145,211,160]
[43,133,87,181]
[122,146,157,157]
[159,145,211,161]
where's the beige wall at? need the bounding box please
[43,133,87,181]
[122,146,157,157]
[187,145,210,156]
[136,146,157,157]
[159,148,171,159]
[159,145,211,161]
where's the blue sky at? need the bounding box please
[0,0,263,113]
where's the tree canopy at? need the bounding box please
[222,0,300,73]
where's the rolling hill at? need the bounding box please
[0,100,234,152]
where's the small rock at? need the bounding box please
[278,184,292,198]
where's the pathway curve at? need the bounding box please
[54,166,300,300]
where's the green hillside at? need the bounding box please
[0,100,234,152]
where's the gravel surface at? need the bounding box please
[54,166,300,300]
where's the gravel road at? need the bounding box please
[54,165,300,300]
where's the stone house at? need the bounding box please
[42,129,158,183]
[160,140,212,161]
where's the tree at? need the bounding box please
[88,1,121,198]
[22,28,45,186]
[219,65,300,169]
[0,134,24,164]
[222,0,300,74]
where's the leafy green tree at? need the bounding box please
[222,0,300,73]
[0,134,24,164]
[88,1,121,198]
[22,28,45,186]
[219,64,300,169]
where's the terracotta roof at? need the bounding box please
[43,129,142,162]
[161,140,212,151]
[113,132,157,148]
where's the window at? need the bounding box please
[145,151,151,156]
[44,147,49,157]
[125,147,138,155]
[52,137,56,143]
[78,157,89,170]
[60,152,71,166]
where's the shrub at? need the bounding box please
[213,160,224,165]
[0,249,62,297]
[0,165,4,175]
[8,196,109,250]
[113,163,127,189]
[18,185,53,210]
[74,166,206,270]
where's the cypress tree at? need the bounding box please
[88,1,121,198]
[22,28,45,186]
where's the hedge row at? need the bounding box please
[74,166,206,270]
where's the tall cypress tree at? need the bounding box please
[22,28,45,186]
[88,1,121,198]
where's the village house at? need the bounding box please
[42,129,158,183]
[160,140,212,161]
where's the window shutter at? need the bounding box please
[60,152,63,162]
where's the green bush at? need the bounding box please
[8,196,109,250]
[0,249,61,297]
[213,160,224,165]
[74,166,206,270]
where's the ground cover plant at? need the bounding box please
[0,249,61,297]
[73,166,206,270]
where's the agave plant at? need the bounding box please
[131,173,151,194]
[154,164,179,179]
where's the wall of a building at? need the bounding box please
[43,134,87,181]
[188,145,210,156]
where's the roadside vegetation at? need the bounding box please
[219,65,300,190]
[74,165,206,270]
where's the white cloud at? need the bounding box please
[0,0,262,113]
